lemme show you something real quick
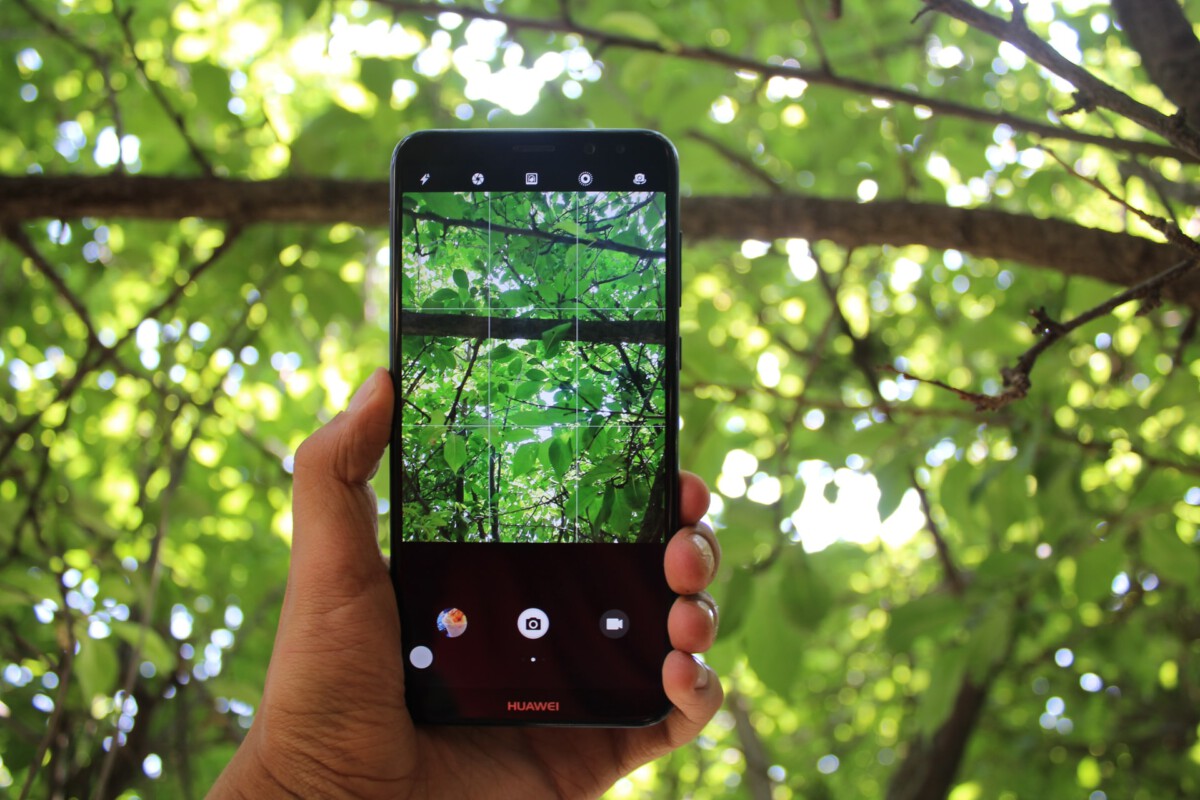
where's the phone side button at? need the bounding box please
[677,336,682,372]
[676,230,682,307]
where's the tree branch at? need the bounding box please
[1111,0,1200,133]
[377,0,1193,161]
[18,590,76,800]
[401,310,666,345]
[408,208,664,260]
[112,1,214,175]
[910,468,966,595]
[727,688,774,800]
[4,224,101,345]
[919,0,1200,159]
[2,175,1196,307]
[890,256,1200,410]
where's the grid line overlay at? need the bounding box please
[399,190,668,544]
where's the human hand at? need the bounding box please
[209,368,723,799]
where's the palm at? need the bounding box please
[264,564,680,799]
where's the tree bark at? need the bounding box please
[2,174,1196,307]
[1112,0,1200,132]
[400,311,667,345]
[886,679,991,800]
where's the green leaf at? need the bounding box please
[541,322,573,359]
[715,565,755,637]
[443,434,467,473]
[511,441,539,477]
[745,574,801,698]
[1142,525,1200,587]
[548,436,572,478]
[885,593,967,652]
[111,621,176,674]
[778,547,833,632]
[76,635,119,705]
[1074,535,1124,601]
[598,11,664,42]
[452,268,469,290]
[915,647,968,736]
[874,459,910,521]
[965,602,1013,681]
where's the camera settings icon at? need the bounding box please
[517,608,550,640]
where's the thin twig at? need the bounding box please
[112,1,215,175]
[886,257,1199,410]
[18,592,76,800]
[1171,311,1198,372]
[727,688,774,800]
[812,246,891,414]
[917,0,1200,160]
[910,467,966,595]
[1044,148,1200,261]
[0,225,242,472]
[798,0,833,72]
[91,423,195,800]
[685,129,781,194]
[4,224,101,345]
[12,0,106,63]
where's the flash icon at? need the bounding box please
[420,173,430,185]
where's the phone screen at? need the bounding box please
[389,131,679,725]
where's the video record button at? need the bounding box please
[600,610,630,639]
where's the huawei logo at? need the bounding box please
[507,700,561,712]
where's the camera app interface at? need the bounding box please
[397,190,668,544]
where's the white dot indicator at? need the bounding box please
[409,646,433,669]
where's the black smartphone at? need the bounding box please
[388,129,680,726]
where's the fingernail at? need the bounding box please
[348,371,379,415]
[696,596,719,629]
[692,655,710,690]
[690,532,715,577]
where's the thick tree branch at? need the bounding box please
[1111,0,1200,133]
[401,310,666,345]
[919,0,1200,160]
[2,175,1196,307]
[378,0,1192,161]
[408,209,664,260]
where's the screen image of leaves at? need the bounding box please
[1,0,1199,797]
[399,190,667,543]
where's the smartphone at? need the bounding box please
[388,130,680,726]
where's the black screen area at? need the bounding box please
[390,131,679,725]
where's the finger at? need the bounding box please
[290,368,394,588]
[654,651,724,751]
[612,651,723,772]
[664,521,720,595]
[667,592,718,653]
[680,471,710,526]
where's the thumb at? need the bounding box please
[289,367,394,595]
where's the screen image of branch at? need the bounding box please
[398,191,668,543]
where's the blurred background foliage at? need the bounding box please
[2,0,1200,798]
